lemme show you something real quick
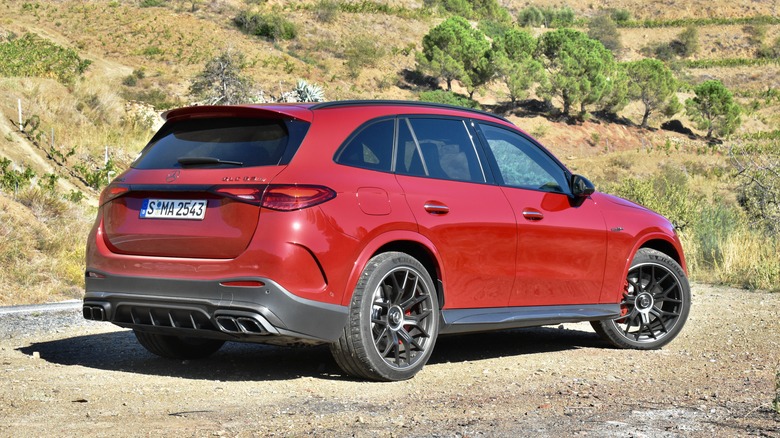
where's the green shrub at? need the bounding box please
[140,0,166,7]
[0,158,36,193]
[234,11,297,41]
[418,90,480,109]
[0,33,91,83]
[610,8,631,23]
[588,13,622,53]
[344,35,385,78]
[518,5,575,28]
[603,165,702,231]
[757,35,780,59]
[674,26,699,58]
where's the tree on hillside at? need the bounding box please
[598,62,630,117]
[625,59,680,128]
[189,50,256,105]
[588,13,622,54]
[685,80,741,139]
[429,0,511,22]
[536,28,616,117]
[493,29,544,104]
[417,16,494,98]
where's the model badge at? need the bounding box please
[165,170,181,183]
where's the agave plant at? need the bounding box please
[278,80,325,103]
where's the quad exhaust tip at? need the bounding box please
[83,304,108,321]
[215,314,272,335]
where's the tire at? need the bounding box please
[134,330,225,359]
[591,248,691,350]
[330,252,440,381]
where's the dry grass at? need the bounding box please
[0,191,91,305]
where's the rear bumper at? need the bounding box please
[83,271,348,344]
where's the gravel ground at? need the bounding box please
[0,284,778,437]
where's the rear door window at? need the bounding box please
[133,118,301,169]
[395,118,486,183]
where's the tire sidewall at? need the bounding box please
[603,248,691,349]
[354,252,439,381]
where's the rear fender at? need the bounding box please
[341,231,444,307]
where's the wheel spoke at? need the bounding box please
[400,294,428,312]
[398,328,423,352]
[650,307,669,333]
[656,282,677,300]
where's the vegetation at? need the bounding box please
[344,35,385,79]
[588,13,622,53]
[517,5,576,28]
[493,29,544,105]
[685,80,742,139]
[189,50,257,105]
[418,90,480,109]
[233,10,298,41]
[417,16,494,98]
[625,59,681,128]
[731,142,780,235]
[646,26,700,61]
[0,33,91,83]
[427,0,511,22]
[618,15,780,28]
[536,28,616,117]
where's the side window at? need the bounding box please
[479,124,569,194]
[395,118,485,183]
[335,119,394,172]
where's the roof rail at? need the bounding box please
[309,100,509,123]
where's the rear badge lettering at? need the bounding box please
[222,176,267,182]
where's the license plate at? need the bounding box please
[139,199,207,220]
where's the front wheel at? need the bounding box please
[330,252,439,381]
[592,248,690,350]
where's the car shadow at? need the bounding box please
[17,325,606,382]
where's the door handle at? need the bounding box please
[424,202,449,215]
[522,210,544,221]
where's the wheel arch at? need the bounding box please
[341,231,445,307]
[639,238,686,273]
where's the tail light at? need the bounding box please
[212,185,336,211]
[99,184,130,206]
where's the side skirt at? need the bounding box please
[439,304,621,335]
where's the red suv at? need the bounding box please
[83,101,690,381]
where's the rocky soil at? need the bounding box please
[0,284,778,437]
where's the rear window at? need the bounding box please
[132,118,306,169]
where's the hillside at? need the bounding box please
[1,0,779,304]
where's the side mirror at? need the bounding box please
[570,174,595,205]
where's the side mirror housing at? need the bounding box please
[570,174,595,205]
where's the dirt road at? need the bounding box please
[1,284,778,437]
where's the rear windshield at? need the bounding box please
[132,117,307,169]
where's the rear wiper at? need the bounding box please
[177,157,243,166]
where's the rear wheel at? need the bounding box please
[330,252,439,381]
[134,330,225,359]
[592,248,690,349]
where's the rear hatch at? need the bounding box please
[100,107,311,259]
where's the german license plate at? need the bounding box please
[139,199,207,220]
